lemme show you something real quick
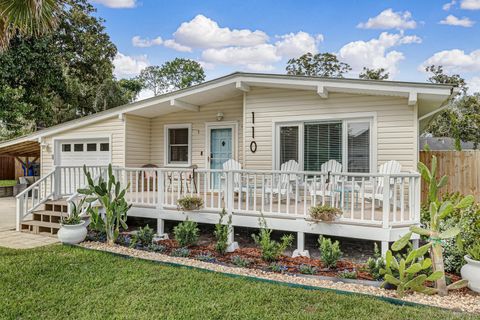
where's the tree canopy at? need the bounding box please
[286,52,351,78]
[359,67,389,80]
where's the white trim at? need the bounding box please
[170,99,199,112]
[236,81,250,92]
[163,123,192,167]
[273,113,376,173]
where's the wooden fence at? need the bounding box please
[420,151,480,202]
[0,156,15,180]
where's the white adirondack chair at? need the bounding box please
[308,159,343,199]
[222,159,246,194]
[264,160,300,202]
[364,160,402,205]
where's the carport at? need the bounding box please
[0,140,40,180]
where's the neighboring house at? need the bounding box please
[420,136,476,151]
[0,72,456,255]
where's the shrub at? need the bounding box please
[177,195,203,211]
[298,264,317,275]
[309,205,342,222]
[268,263,288,273]
[252,216,294,262]
[338,270,357,279]
[195,252,216,263]
[366,243,386,281]
[318,236,342,269]
[148,243,166,253]
[131,225,155,248]
[214,208,232,254]
[171,247,190,257]
[115,234,131,247]
[173,219,199,247]
[230,255,251,268]
[467,242,480,261]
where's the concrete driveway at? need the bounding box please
[0,197,59,249]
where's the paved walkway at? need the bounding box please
[0,197,59,249]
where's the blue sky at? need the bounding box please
[91,0,480,95]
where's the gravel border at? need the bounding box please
[80,241,480,314]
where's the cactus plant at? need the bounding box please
[413,156,473,296]
[78,164,132,245]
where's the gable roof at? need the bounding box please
[0,72,456,150]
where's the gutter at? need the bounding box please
[418,86,459,122]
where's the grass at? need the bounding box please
[0,245,475,320]
[0,180,16,187]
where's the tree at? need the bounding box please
[426,65,467,94]
[359,67,389,80]
[0,0,62,50]
[286,52,351,78]
[137,58,206,96]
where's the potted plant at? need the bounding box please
[461,242,480,293]
[177,195,203,211]
[57,198,88,244]
[309,205,342,222]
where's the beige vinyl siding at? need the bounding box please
[244,88,417,172]
[125,115,151,168]
[150,96,243,168]
[41,116,125,176]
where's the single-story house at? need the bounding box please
[0,72,456,255]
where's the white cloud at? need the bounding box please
[357,9,417,30]
[440,15,475,27]
[201,44,280,71]
[338,32,421,76]
[137,89,155,101]
[173,14,269,48]
[468,77,480,94]
[163,39,192,52]
[420,49,480,73]
[461,0,480,9]
[275,32,322,58]
[132,36,163,48]
[91,0,136,8]
[443,0,457,10]
[113,53,149,78]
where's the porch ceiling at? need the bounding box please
[0,140,40,157]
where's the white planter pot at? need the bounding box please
[461,255,480,293]
[58,221,87,244]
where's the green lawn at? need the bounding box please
[0,245,474,320]
[0,180,16,187]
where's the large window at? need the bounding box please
[166,125,191,165]
[276,119,372,173]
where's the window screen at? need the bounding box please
[304,122,342,172]
[347,122,370,173]
[279,126,298,167]
[168,128,189,163]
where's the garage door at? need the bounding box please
[58,139,111,166]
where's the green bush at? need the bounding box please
[131,225,155,248]
[252,216,294,262]
[177,195,203,211]
[298,264,317,275]
[214,208,232,254]
[468,242,480,260]
[338,270,357,279]
[171,247,190,257]
[309,205,342,222]
[230,255,251,268]
[318,236,342,269]
[366,243,386,281]
[268,263,288,273]
[147,243,166,253]
[173,219,199,247]
[195,252,216,263]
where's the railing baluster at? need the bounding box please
[360,177,365,221]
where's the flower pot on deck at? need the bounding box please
[461,255,480,293]
[58,221,87,244]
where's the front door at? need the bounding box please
[209,127,233,189]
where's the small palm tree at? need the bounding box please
[0,0,62,50]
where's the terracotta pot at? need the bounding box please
[461,255,480,293]
[58,221,87,244]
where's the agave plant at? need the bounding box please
[78,164,132,245]
[403,156,474,296]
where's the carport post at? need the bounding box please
[53,166,62,199]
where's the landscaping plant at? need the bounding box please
[318,236,342,269]
[252,216,294,262]
[309,205,342,222]
[230,255,251,268]
[131,225,155,248]
[338,270,357,279]
[214,208,232,254]
[366,243,386,281]
[171,247,191,257]
[268,263,288,273]
[195,252,216,263]
[177,195,203,211]
[173,219,199,247]
[62,197,88,225]
[79,165,131,245]
[147,243,166,253]
[298,264,317,275]
[409,156,473,295]
[467,242,480,261]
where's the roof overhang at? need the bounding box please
[0,72,456,149]
[0,140,40,157]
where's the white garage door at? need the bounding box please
[58,139,111,166]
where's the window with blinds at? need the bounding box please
[168,127,189,163]
[347,122,370,172]
[304,122,342,172]
[279,126,299,166]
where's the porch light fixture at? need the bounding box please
[216,112,224,121]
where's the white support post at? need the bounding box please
[53,167,61,199]
[414,175,421,223]
[292,231,310,258]
[412,239,419,250]
[381,241,389,256]
[157,169,164,209]
[382,175,391,229]
[15,195,23,231]
[225,171,239,252]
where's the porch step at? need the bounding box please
[44,200,68,213]
[21,220,60,236]
[21,199,69,237]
